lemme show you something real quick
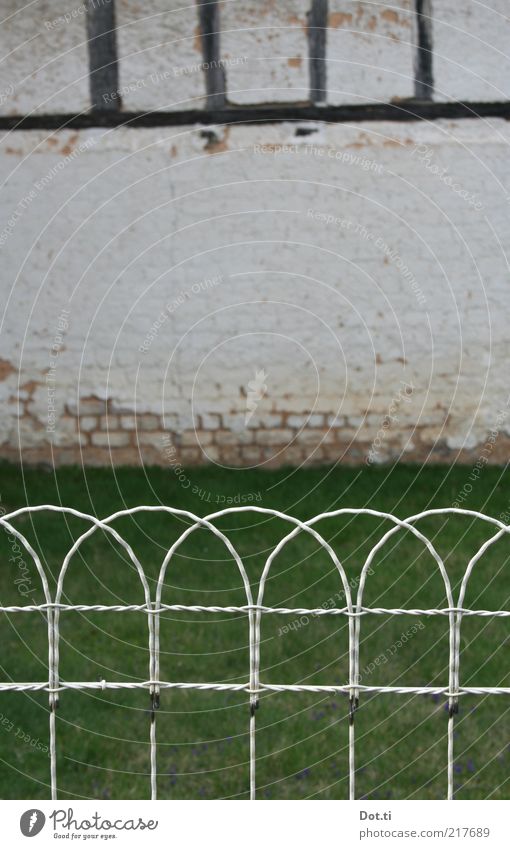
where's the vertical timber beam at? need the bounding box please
[199,0,226,109]
[307,0,328,105]
[86,0,121,111]
[414,0,434,99]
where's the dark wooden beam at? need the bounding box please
[86,0,120,111]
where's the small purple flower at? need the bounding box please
[295,768,311,780]
[311,710,326,720]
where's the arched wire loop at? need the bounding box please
[353,512,454,701]
[1,505,510,802]
[360,508,510,800]
[1,505,152,800]
[446,516,510,803]
[353,511,454,799]
[251,509,353,801]
[153,506,354,799]
[156,510,257,800]
[154,509,253,694]
[1,505,250,802]
[456,526,510,695]
[0,516,53,673]
[0,514,56,796]
[202,506,354,801]
[49,505,249,801]
[55,516,151,690]
[400,511,510,721]
[140,506,251,801]
[297,509,451,800]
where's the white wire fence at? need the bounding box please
[1,504,509,801]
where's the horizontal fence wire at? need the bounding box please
[1,504,510,801]
[2,682,510,696]
[1,604,510,616]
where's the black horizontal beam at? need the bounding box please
[1,100,510,131]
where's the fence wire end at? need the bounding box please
[349,695,358,725]
[449,700,459,718]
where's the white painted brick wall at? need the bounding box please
[220,0,310,104]
[1,120,510,462]
[0,0,90,114]
[116,0,206,110]
[433,1,510,102]
[326,1,415,104]
[1,3,510,464]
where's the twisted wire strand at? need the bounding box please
[1,603,510,616]
[1,681,510,696]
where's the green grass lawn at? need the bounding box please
[0,461,509,800]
